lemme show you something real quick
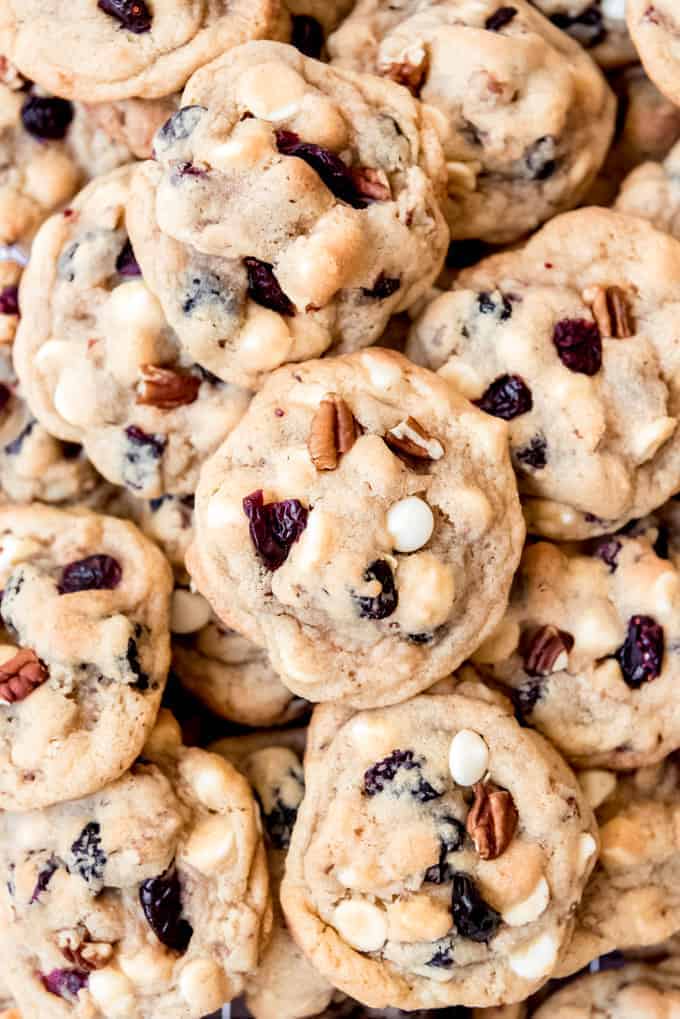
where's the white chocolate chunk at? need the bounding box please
[237,304,292,373]
[386,895,452,942]
[54,361,101,427]
[601,0,626,18]
[206,491,245,531]
[180,752,235,812]
[578,769,617,810]
[236,63,307,122]
[0,535,41,574]
[88,968,139,1018]
[386,496,434,553]
[448,730,489,786]
[502,877,550,927]
[508,931,559,980]
[179,957,230,1012]
[180,815,235,874]
[631,417,676,463]
[333,899,388,952]
[577,833,598,872]
[171,589,212,635]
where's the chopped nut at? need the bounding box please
[519,624,574,677]
[384,417,444,461]
[308,395,358,471]
[58,927,113,970]
[466,782,518,860]
[350,167,391,203]
[137,365,201,410]
[0,648,48,703]
[381,54,428,95]
[582,286,635,339]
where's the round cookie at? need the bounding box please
[531,961,680,1018]
[280,689,598,1010]
[14,165,250,499]
[0,502,173,810]
[474,531,680,770]
[328,0,615,245]
[531,1,635,68]
[627,1,680,108]
[129,40,449,390]
[0,0,283,103]
[408,207,680,540]
[616,138,680,240]
[188,348,525,708]
[0,710,271,1019]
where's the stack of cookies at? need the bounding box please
[0,1,679,1017]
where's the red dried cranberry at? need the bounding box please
[58,555,122,595]
[42,968,89,1000]
[452,873,501,942]
[0,286,19,316]
[361,273,401,299]
[139,867,193,952]
[243,257,295,316]
[615,615,664,688]
[363,748,440,801]
[125,425,167,459]
[353,559,398,620]
[475,374,532,420]
[291,14,325,58]
[243,490,308,571]
[275,130,370,209]
[515,435,547,470]
[115,239,141,277]
[21,95,73,140]
[553,318,602,375]
[592,537,622,572]
[97,0,151,33]
[485,7,518,30]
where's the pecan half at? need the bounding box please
[308,396,357,470]
[137,365,201,410]
[0,648,48,703]
[350,167,391,203]
[381,54,428,95]
[520,624,574,676]
[466,782,518,860]
[384,417,444,461]
[582,286,635,339]
[58,927,113,971]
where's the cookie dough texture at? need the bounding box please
[627,1,680,108]
[475,533,680,770]
[0,710,271,1019]
[130,40,448,389]
[0,503,173,811]
[328,0,615,245]
[531,0,634,68]
[281,691,598,1010]
[14,165,250,499]
[189,348,525,708]
[0,0,284,102]
[616,138,680,240]
[408,208,680,540]
[532,961,680,1018]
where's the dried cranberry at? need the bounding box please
[243,490,308,571]
[427,942,454,968]
[291,14,325,58]
[139,867,193,952]
[654,525,670,561]
[553,318,602,375]
[126,635,149,691]
[361,273,401,299]
[446,239,492,270]
[452,873,501,942]
[592,537,622,572]
[478,291,512,320]
[425,816,466,883]
[525,136,557,181]
[174,161,207,179]
[30,856,58,902]
[589,951,626,973]
[243,257,295,316]
[58,555,122,595]
[69,822,106,884]
[154,106,206,155]
[21,95,73,140]
[514,435,547,470]
[97,0,152,33]
[353,559,398,620]
[615,615,664,688]
[275,130,369,209]
[263,798,300,850]
[512,678,544,720]
[42,968,89,1000]
[125,425,167,459]
[475,374,532,420]
[485,7,517,31]
[363,748,440,801]
[0,285,19,316]
[550,6,605,49]
[115,239,141,277]
[4,420,33,456]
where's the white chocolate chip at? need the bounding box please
[118,945,175,988]
[237,304,292,373]
[502,877,550,927]
[394,552,455,633]
[53,361,101,427]
[577,833,598,872]
[88,968,139,1018]
[180,752,236,811]
[208,120,274,171]
[631,417,677,464]
[386,496,434,553]
[180,815,235,874]
[601,0,626,18]
[236,62,307,122]
[105,280,166,335]
[362,351,403,391]
[179,957,230,1012]
[448,730,489,786]
[0,535,41,574]
[578,769,617,810]
[333,899,388,953]
[508,931,559,980]
[386,895,452,943]
[438,357,485,399]
[206,491,245,530]
[171,589,212,635]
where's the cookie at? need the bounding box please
[328,0,615,245]
[616,138,680,240]
[14,165,251,499]
[0,0,283,103]
[627,1,680,108]
[407,207,680,540]
[188,348,524,708]
[0,502,173,810]
[531,961,680,1018]
[129,40,449,389]
[0,709,271,1019]
[280,689,598,1010]
[531,1,635,68]
[474,531,680,770]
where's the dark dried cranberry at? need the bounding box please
[446,239,493,270]
[174,161,207,179]
[69,822,106,884]
[275,130,369,209]
[140,867,193,952]
[425,816,466,883]
[478,291,512,320]
[615,615,664,688]
[550,6,605,49]
[243,257,295,316]
[553,318,602,375]
[126,636,149,691]
[592,537,622,572]
[452,873,501,942]
[42,968,89,1000]
[263,799,299,850]
[525,136,557,180]
[475,374,532,420]
[243,489,308,571]
[361,273,401,299]
[125,425,167,458]
[21,95,73,140]
[115,239,141,277]
[485,7,517,30]
[58,555,122,595]
[514,434,547,470]
[654,525,670,561]
[512,678,544,720]
[61,441,83,459]
[0,285,19,316]
[97,0,152,33]
[427,942,454,968]
[353,560,398,620]
[0,383,12,414]
[363,748,440,802]
[31,856,58,902]
[589,950,626,974]
[291,14,325,58]
[153,106,206,158]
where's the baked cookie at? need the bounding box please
[474,531,680,770]
[0,709,271,1019]
[531,961,680,1018]
[616,137,680,239]
[627,1,680,108]
[280,689,598,1010]
[130,40,448,390]
[408,208,680,540]
[328,0,615,245]
[188,348,524,708]
[0,502,173,810]
[530,1,635,68]
[14,165,250,499]
[0,0,283,103]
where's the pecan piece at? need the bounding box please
[57,928,113,971]
[381,53,428,95]
[466,782,518,860]
[520,624,574,676]
[0,648,48,703]
[384,417,444,461]
[308,396,357,471]
[582,286,635,339]
[137,365,201,410]
[350,167,391,203]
